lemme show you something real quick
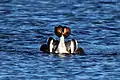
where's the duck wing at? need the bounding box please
[47,37,59,53]
[65,39,79,53]
[65,40,71,52]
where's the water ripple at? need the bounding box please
[0,0,120,80]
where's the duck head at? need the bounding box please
[55,25,71,38]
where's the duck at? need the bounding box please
[40,25,85,55]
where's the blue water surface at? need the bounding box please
[0,0,120,80]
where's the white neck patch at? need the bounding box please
[56,35,68,53]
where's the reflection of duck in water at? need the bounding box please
[40,25,85,55]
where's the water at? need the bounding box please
[0,0,120,79]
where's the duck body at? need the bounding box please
[40,25,85,55]
[40,37,85,55]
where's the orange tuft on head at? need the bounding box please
[62,26,71,38]
[54,25,71,38]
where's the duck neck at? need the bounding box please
[56,35,68,53]
[60,35,65,44]
[58,35,66,51]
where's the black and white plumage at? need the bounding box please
[40,25,85,55]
